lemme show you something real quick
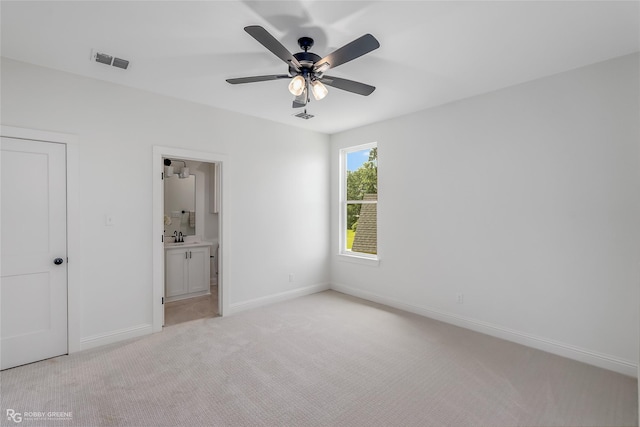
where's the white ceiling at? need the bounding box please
[1,1,638,134]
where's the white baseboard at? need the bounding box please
[228,282,330,315]
[165,290,210,303]
[80,323,153,351]
[331,282,637,377]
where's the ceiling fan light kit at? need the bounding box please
[226,25,380,116]
[288,75,306,96]
[310,80,328,101]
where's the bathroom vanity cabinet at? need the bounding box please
[165,242,211,302]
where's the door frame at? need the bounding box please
[0,125,81,353]
[152,146,229,332]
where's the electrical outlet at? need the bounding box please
[456,293,464,304]
[289,273,294,282]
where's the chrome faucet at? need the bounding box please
[173,231,178,243]
[178,231,184,243]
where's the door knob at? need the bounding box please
[53,258,64,265]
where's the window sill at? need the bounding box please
[337,252,380,267]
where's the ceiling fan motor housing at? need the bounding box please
[290,51,321,76]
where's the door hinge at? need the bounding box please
[161,172,164,180]
[161,234,164,242]
[162,297,164,304]
[67,257,69,263]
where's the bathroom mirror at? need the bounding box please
[164,174,196,236]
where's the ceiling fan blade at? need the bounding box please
[226,74,290,84]
[244,25,302,71]
[314,34,380,71]
[320,75,376,96]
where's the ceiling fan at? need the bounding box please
[226,26,380,109]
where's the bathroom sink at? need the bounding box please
[165,242,188,247]
[164,241,210,248]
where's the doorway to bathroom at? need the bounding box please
[162,158,219,326]
[152,146,229,333]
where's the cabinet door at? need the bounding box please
[187,246,210,293]
[165,249,188,297]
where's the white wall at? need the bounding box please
[1,58,330,344]
[330,53,640,375]
[194,161,219,242]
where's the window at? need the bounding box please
[340,143,377,259]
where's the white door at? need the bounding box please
[1,137,68,370]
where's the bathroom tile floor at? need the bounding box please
[164,283,219,326]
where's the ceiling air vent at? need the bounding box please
[91,49,130,70]
[112,57,129,70]
[95,52,113,65]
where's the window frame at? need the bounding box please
[339,142,379,264]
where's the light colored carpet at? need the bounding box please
[1,290,637,426]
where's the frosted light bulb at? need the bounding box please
[311,80,328,101]
[288,75,306,96]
